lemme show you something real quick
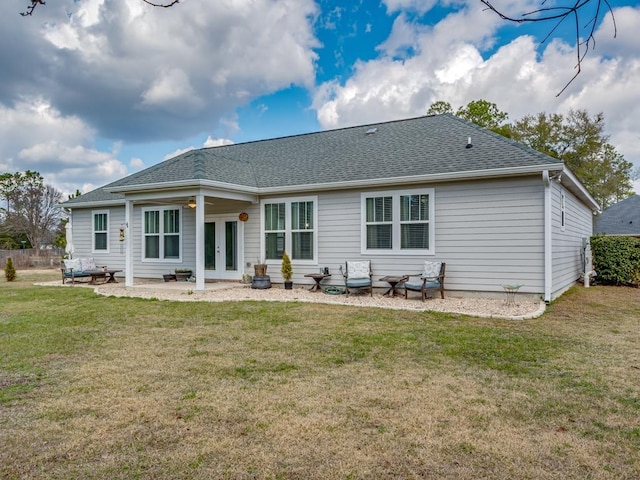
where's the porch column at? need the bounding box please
[195,194,205,291]
[125,199,133,287]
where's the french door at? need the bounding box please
[204,216,242,280]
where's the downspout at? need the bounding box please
[542,171,552,303]
[125,199,133,287]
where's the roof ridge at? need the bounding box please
[198,114,439,152]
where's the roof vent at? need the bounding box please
[465,136,473,149]
[366,127,378,135]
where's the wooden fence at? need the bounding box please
[0,248,64,269]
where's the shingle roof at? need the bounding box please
[63,114,563,206]
[594,195,640,235]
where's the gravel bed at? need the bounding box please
[80,281,546,320]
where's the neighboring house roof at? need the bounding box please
[594,195,640,236]
[63,114,579,207]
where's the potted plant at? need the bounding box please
[281,251,293,289]
[254,260,267,277]
[175,268,192,281]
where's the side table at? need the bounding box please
[304,273,331,292]
[379,275,408,297]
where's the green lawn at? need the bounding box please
[1,270,639,479]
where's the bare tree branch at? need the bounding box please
[19,0,45,17]
[481,0,617,96]
[140,0,180,8]
[20,0,180,16]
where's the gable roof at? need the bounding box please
[594,195,640,236]
[63,113,568,206]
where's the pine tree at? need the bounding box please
[4,257,16,282]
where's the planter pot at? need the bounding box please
[163,274,176,282]
[284,281,293,290]
[254,264,267,277]
[175,271,192,281]
[252,275,271,289]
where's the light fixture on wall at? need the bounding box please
[188,198,196,208]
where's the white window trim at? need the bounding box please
[260,196,318,266]
[92,209,109,254]
[361,188,435,255]
[141,206,183,263]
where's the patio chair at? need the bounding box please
[404,261,446,301]
[339,260,373,297]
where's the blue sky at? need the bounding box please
[1,0,639,195]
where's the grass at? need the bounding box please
[1,270,639,479]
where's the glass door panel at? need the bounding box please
[204,217,241,280]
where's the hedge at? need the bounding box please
[590,235,640,286]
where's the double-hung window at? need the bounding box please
[362,189,434,255]
[92,210,109,252]
[142,207,181,261]
[262,197,317,262]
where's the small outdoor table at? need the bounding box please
[502,284,523,305]
[379,275,408,297]
[304,273,331,292]
[87,269,123,285]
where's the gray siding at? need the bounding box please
[261,176,546,295]
[70,208,126,272]
[68,174,593,298]
[551,183,593,298]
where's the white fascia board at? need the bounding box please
[561,167,601,213]
[100,164,567,200]
[107,180,259,203]
[60,199,126,209]
[257,164,565,194]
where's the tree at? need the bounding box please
[427,101,453,116]
[428,99,634,209]
[4,257,17,282]
[510,110,634,209]
[455,100,510,135]
[0,171,64,253]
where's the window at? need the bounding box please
[362,189,434,254]
[560,190,566,231]
[365,196,392,249]
[291,201,314,260]
[264,203,285,260]
[142,207,181,261]
[262,197,317,262]
[92,211,109,252]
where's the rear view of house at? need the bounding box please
[61,114,599,302]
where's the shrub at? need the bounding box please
[281,251,293,282]
[4,257,17,282]
[591,235,640,286]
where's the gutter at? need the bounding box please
[104,164,564,196]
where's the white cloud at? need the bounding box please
[141,68,202,114]
[4,0,319,142]
[203,137,235,148]
[0,99,131,197]
[129,158,145,170]
[382,0,439,15]
[163,146,194,161]
[312,5,640,193]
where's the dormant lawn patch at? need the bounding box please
[1,271,639,479]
